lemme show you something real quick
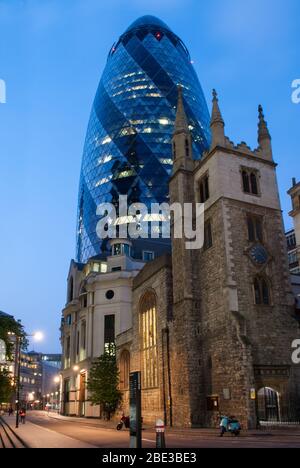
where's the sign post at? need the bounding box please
[129,372,142,449]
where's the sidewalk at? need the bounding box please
[2,415,96,448]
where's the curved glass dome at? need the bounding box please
[125,15,170,33]
[76,16,211,263]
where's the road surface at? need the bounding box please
[18,411,300,448]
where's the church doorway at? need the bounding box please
[258,387,280,422]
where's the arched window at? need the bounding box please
[119,350,130,390]
[242,171,250,193]
[254,277,270,305]
[250,172,258,195]
[185,138,190,158]
[140,291,158,389]
[68,277,74,303]
[258,387,280,422]
[242,168,260,195]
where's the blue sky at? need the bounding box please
[0,0,299,352]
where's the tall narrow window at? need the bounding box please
[204,220,213,250]
[247,217,255,242]
[119,350,130,390]
[242,168,260,195]
[255,218,263,242]
[104,315,115,355]
[251,173,258,195]
[254,278,261,305]
[262,279,270,305]
[200,182,204,204]
[140,292,158,389]
[199,174,210,203]
[185,138,190,158]
[205,175,210,200]
[68,277,74,303]
[247,215,263,242]
[242,171,250,193]
[66,337,70,359]
[254,277,270,305]
[80,286,87,308]
[76,330,80,356]
[81,321,86,351]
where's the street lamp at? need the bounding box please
[15,331,44,429]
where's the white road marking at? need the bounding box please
[142,438,156,443]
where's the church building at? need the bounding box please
[116,88,300,428]
[60,87,300,428]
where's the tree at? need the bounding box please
[0,314,27,361]
[87,352,122,420]
[0,368,13,402]
[0,313,28,403]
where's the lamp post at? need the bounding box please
[15,331,44,429]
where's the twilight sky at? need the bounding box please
[0,0,299,352]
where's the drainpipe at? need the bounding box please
[161,330,167,426]
[162,327,173,427]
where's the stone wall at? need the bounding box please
[117,255,173,426]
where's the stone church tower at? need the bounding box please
[168,88,300,428]
[116,87,300,429]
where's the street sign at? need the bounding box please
[129,371,142,449]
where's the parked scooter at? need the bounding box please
[228,418,241,436]
[220,416,241,437]
[116,415,130,431]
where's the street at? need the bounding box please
[8,411,300,448]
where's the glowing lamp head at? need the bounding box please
[33,331,44,342]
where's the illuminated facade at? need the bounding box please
[76,15,211,262]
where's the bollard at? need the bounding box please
[156,419,166,448]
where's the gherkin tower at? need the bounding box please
[77,15,211,263]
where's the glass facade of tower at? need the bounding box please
[77,15,211,263]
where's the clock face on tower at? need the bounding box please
[249,244,269,265]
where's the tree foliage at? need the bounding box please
[0,368,13,403]
[87,352,122,420]
[0,314,27,403]
[0,314,27,361]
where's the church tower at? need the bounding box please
[168,87,204,426]
[191,92,300,428]
[168,89,300,428]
